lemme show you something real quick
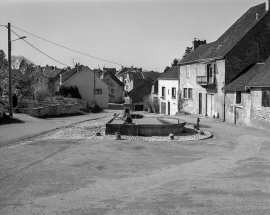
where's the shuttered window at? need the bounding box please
[184,88,192,99]
[162,87,165,97]
[188,88,193,99]
[262,90,270,107]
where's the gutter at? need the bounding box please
[178,56,224,66]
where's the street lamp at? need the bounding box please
[8,23,26,117]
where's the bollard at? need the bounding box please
[169,133,174,140]
[115,132,121,140]
[197,117,200,130]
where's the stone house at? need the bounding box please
[116,67,161,94]
[157,66,179,115]
[61,66,109,108]
[223,56,270,131]
[127,77,154,111]
[116,67,144,93]
[178,1,270,120]
[102,71,125,103]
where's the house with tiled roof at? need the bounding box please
[127,77,154,111]
[61,66,109,108]
[101,71,125,103]
[223,54,270,130]
[157,66,179,115]
[178,1,270,119]
[116,67,161,95]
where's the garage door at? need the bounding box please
[161,102,166,114]
[134,105,143,111]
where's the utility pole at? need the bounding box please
[8,23,13,118]
[93,69,96,103]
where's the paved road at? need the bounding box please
[0,114,270,214]
[0,110,120,148]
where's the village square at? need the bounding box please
[0,0,270,214]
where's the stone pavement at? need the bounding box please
[0,110,120,148]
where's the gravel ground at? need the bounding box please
[7,117,211,149]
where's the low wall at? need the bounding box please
[106,117,186,136]
[17,103,80,117]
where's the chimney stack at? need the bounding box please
[266,0,269,11]
[193,38,207,50]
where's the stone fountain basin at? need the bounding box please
[105,116,186,136]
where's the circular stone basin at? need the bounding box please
[105,116,186,136]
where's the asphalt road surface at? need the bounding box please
[0,116,270,214]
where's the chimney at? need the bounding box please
[193,38,207,50]
[266,0,269,11]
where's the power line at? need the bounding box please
[12,25,129,67]
[10,29,69,67]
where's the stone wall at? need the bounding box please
[250,89,270,130]
[18,103,80,117]
[225,92,251,126]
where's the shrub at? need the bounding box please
[91,104,101,113]
[34,88,47,102]
[59,85,81,99]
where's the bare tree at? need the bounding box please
[11,55,34,73]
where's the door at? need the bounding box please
[235,107,243,125]
[199,93,202,114]
[161,102,166,114]
[168,102,170,115]
[206,94,214,117]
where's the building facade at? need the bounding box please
[62,66,109,108]
[179,2,270,120]
[158,67,179,115]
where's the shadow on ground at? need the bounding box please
[39,112,86,119]
[0,114,25,126]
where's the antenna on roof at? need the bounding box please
[71,58,83,67]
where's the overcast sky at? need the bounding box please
[0,0,265,72]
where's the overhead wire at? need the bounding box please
[11,25,129,67]
[10,29,69,67]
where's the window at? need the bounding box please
[95,89,102,95]
[110,89,114,94]
[188,88,193,99]
[186,65,190,78]
[162,87,165,97]
[262,90,270,107]
[207,63,215,84]
[183,88,188,99]
[236,91,241,104]
[172,87,176,98]
[184,88,193,99]
[168,89,169,95]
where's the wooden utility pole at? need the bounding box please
[8,23,13,118]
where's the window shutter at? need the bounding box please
[262,90,268,107]
[267,90,270,107]
[188,88,193,99]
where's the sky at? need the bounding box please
[0,0,266,72]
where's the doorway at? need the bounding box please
[161,102,166,114]
[168,102,170,115]
[206,94,214,117]
[199,93,202,114]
